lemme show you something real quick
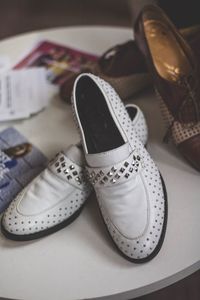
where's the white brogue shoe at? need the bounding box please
[1,145,92,241]
[72,73,167,263]
[1,105,147,241]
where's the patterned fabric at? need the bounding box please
[158,90,200,144]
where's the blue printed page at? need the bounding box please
[0,127,47,213]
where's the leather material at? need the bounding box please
[85,150,146,238]
[63,144,85,165]
[72,73,167,262]
[90,63,151,102]
[98,40,147,76]
[98,175,147,239]
[134,4,200,171]
[86,143,131,168]
[2,146,92,236]
[2,104,148,239]
[60,25,200,104]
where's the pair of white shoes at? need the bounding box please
[1,74,167,263]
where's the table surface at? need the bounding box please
[0,26,199,300]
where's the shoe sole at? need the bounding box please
[98,172,168,263]
[1,204,85,241]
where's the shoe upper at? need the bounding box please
[126,103,148,146]
[72,73,167,261]
[134,4,200,171]
[2,145,91,236]
[1,100,148,239]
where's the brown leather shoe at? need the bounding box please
[60,24,200,104]
[60,41,151,102]
[134,4,200,171]
[90,40,151,99]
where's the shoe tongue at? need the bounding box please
[86,143,131,168]
[63,144,85,166]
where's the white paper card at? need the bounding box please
[0,67,56,121]
[0,55,11,74]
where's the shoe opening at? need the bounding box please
[75,75,125,154]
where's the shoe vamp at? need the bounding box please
[98,174,148,239]
[17,168,74,215]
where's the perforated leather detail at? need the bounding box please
[2,102,148,239]
[72,73,167,261]
[2,149,92,236]
[158,90,200,145]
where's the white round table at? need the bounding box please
[0,26,199,300]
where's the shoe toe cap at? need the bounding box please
[107,220,165,262]
[100,171,167,262]
[2,194,25,235]
[1,185,87,238]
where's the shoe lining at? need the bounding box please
[76,76,124,154]
[126,106,137,120]
[143,11,192,82]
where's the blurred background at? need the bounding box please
[0,0,199,40]
[0,0,130,39]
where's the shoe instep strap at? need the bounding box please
[85,150,143,188]
[48,152,90,190]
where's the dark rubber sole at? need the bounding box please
[99,173,168,264]
[1,204,85,241]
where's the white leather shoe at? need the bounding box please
[126,103,148,146]
[1,105,147,241]
[1,145,92,240]
[72,73,167,263]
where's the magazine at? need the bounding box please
[14,40,98,85]
[0,127,47,213]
